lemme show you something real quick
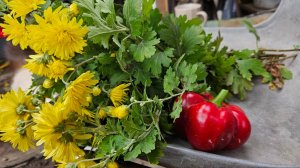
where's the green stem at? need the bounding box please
[128,91,184,108]
[211,89,228,107]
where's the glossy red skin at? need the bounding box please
[174,92,205,138]
[0,27,4,38]
[225,105,251,149]
[185,102,236,151]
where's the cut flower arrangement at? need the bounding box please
[0,0,295,167]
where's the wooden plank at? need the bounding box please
[156,0,169,14]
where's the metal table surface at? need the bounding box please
[160,1,300,167]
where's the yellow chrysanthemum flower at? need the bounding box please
[0,123,35,152]
[33,101,86,162]
[43,140,85,163]
[0,14,29,49]
[23,54,51,76]
[109,83,131,107]
[28,7,69,53]
[109,105,128,119]
[36,6,69,24]
[0,89,33,128]
[32,102,69,145]
[47,59,74,82]
[57,159,96,168]
[44,17,88,60]
[7,0,45,18]
[64,71,98,113]
[107,161,119,168]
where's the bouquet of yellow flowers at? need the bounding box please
[0,0,293,167]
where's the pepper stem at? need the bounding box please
[211,89,229,107]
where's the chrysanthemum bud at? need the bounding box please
[98,108,106,119]
[43,79,54,89]
[107,161,119,168]
[16,104,26,115]
[109,105,128,119]
[69,3,79,16]
[86,94,92,103]
[92,87,101,96]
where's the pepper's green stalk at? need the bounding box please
[212,89,229,107]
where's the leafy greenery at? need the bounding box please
[0,0,294,166]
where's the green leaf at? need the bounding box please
[140,129,158,153]
[233,49,255,59]
[170,96,182,121]
[98,0,115,14]
[133,68,152,86]
[226,70,254,99]
[159,15,201,57]
[163,67,180,94]
[146,141,166,164]
[195,62,208,81]
[178,61,201,91]
[124,143,141,161]
[123,0,143,36]
[77,0,128,48]
[149,9,162,30]
[236,58,271,81]
[143,0,155,18]
[109,71,130,85]
[124,129,158,161]
[129,31,160,62]
[98,134,129,155]
[143,48,174,76]
[280,67,293,80]
[242,19,260,42]
[182,26,204,55]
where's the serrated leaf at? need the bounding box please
[129,31,160,62]
[195,62,208,81]
[133,68,152,86]
[124,143,142,161]
[280,67,293,80]
[109,71,130,85]
[140,129,157,153]
[163,68,180,94]
[98,0,114,14]
[98,134,128,155]
[143,0,155,18]
[178,61,199,91]
[182,26,204,55]
[226,70,254,99]
[143,48,174,76]
[233,49,255,59]
[123,0,143,36]
[146,141,166,164]
[149,9,162,30]
[170,97,182,121]
[77,0,127,48]
[124,129,158,161]
[236,58,271,81]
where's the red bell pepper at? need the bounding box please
[174,92,206,138]
[174,92,215,138]
[185,90,237,151]
[224,104,251,149]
